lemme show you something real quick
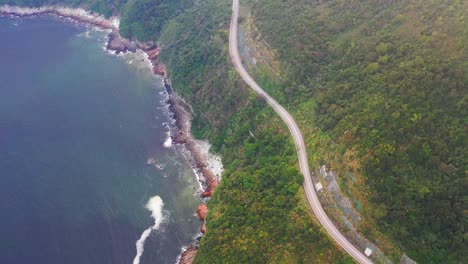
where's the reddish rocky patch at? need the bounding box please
[178,246,198,264]
[196,204,208,221]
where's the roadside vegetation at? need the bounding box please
[2,0,465,263]
[158,0,352,262]
[243,0,467,262]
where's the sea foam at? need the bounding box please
[133,195,164,264]
[163,131,172,148]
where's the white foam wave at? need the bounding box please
[132,196,164,264]
[191,167,205,194]
[163,131,172,148]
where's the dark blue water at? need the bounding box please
[0,17,200,264]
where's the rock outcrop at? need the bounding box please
[178,246,198,264]
[196,204,208,221]
[146,48,160,60]
[106,31,134,53]
[200,168,218,198]
[168,95,219,200]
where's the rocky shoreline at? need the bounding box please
[0,5,218,263]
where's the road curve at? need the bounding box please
[229,1,373,263]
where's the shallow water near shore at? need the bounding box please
[0,16,200,264]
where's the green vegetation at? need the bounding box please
[158,1,351,262]
[243,0,467,262]
[193,100,350,263]
[2,0,465,262]
[119,0,192,40]
[1,0,354,262]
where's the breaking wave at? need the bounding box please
[163,131,172,148]
[133,196,164,264]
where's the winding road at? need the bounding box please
[229,1,373,263]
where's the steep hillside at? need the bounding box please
[158,0,352,262]
[2,0,465,262]
[243,0,467,262]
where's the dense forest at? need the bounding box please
[159,0,467,262]
[157,0,352,262]
[1,0,466,263]
[243,0,467,262]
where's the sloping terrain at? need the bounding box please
[242,0,466,262]
[2,0,465,262]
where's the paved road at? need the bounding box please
[229,1,373,263]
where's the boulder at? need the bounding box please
[196,204,208,220]
[106,31,131,53]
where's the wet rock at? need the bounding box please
[106,31,131,53]
[178,246,198,264]
[201,168,218,196]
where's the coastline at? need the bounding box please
[0,5,219,263]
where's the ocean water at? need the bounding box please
[0,16,200,264]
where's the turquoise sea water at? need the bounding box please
[0,16,199,264]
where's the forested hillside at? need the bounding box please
[1,0,355,262]
[2,0,466,263]
[157,0,352,262]
[242,0,467,262]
